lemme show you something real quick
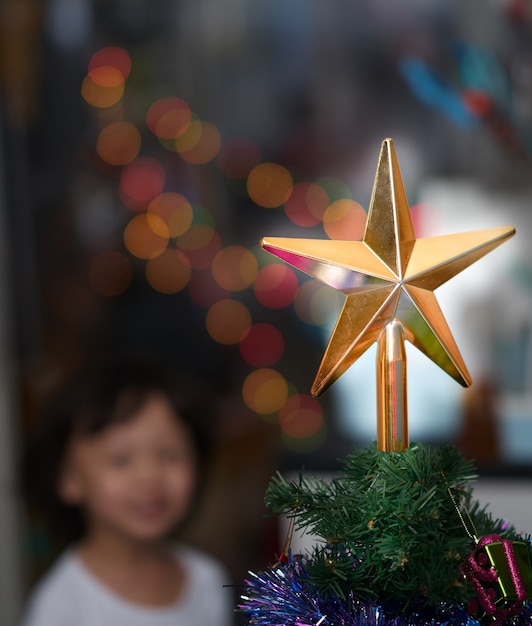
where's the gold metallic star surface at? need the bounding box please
[261,139,515,401]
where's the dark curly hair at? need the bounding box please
[22,357,216,548]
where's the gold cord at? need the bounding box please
[441,471,479,544]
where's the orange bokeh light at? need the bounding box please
[146,249,191,294]
[206,299,251,345]
[247,162,293,208]
[96,121,141,166]
[123,213,169,259]
[323,199,367,240]
[212,246,258,292]
[242,368,288,415]
[147,193,193,238]
[81,68,124,108]
[146,97,191,140]
[178,121,221,164]
[88,251,133,297]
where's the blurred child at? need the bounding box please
[21,359,234,626]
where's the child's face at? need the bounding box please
[60,393,197,544]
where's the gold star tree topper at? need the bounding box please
[261,138,515,451]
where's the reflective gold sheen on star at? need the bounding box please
[261,138,515,398]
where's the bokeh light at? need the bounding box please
[239,323,284,367]
[247,162,293,208]
[284,181,329,227]
[174,116,203,152]
[123,213,169,259]
[212,245,258,292]
[278,394,324,439]
[88,46,131,80]
[315,175,352,202]
[206,299,251,344]
[189,203,216,228]
[88,250,133,297]
[147,193,193,238]
[81,68,125,108]
[409,202,435,236]
[81,47,342,453]
[217,137,262,179]
[146,97,191,141]
[145,249,191,294]
[323,198,367,240]
[119,157,166,211]
[294,280,342,326]
[253,263,299,309]
[242,368,288,414]
[177,224,221,269]
[178,120,221,164]
[96,121,141,166]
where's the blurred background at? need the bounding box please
[2,0,532,623]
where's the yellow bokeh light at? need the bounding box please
[147,193,193,238]
[242,368,288,415]
[156,107,191,140]
[175,118,203,153]
[146,213,170,238]
[146,97,191,139]
[206,299,251,345]
[212,246,258,292]
[179,121,221,164]
[96,121,141,166]
[88,250,133,297]
[146,249,191,294]
[123,213,169,259]
[323,199,367,240]
[81,68,124,108]
[247,162,293,208]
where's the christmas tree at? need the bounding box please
[239,140,532,625]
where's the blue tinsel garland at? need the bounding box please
[238,556,532,626]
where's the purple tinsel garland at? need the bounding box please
[238,556,532,626]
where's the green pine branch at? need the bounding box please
[265,442,527,609]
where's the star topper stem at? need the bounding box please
[377,319,408,451]
[261,138,515,452]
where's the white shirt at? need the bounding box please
[22,545,234,626]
